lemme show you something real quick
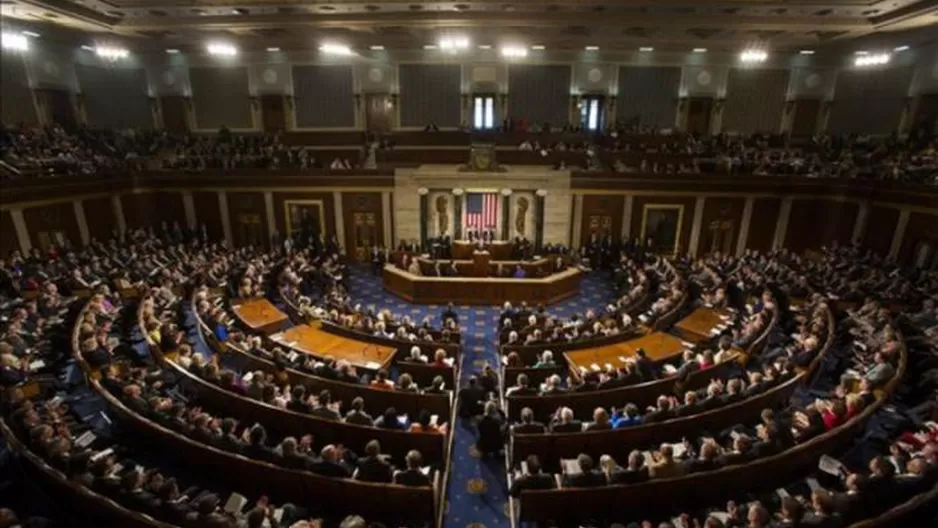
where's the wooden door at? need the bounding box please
[913,93,938,137]
[348,212,378,262]
[365,94,392,132]
[260,95,286,132]
[791,98,821,137]
[687,97,713,135]
[160,96,189,134]
[37,89,77,131]
[582,214,613,247]
[236,213,263,248]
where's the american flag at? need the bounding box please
[464,192,499,230]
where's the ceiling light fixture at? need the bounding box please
[894,45,909,52]
[500,46,528,58]
[531,45,545,50]
[369,45,385,51]
[740,49,768,63]
[477,44,492,50]
[207,42,237,57]
[423,44,438,50]
[21,31,40,38]
[95,46,129,60]
[854,50,869,55]
[693,48,707,53]
[855,53,890,67]
[585,46,599,51]
[799,50,815,55]
[320,43,353,56]
[1,32,29,52]
[80,45,94,51]
[439,36,470,52]
[165,48,180,54]
[639,47,654,52]
[266,47,280,52]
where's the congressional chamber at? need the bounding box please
[1,4,938,528]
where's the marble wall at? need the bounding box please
[392,165,572,247]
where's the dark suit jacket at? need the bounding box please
[513,422,546,434]
[310,406,341,421]
[286,400,312,414]
[280,453,316,471]
[607,467,649,485]
[344,410,374,426]
[356,456,393,483]
[550,421,583,433]
[642,409,673,423]
[394,469,431,487]
[310,459,350,479]
[563,470,607,488]
[509,472,556,497]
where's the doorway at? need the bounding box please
[160,96,189,134]
[472,94,497,130]
[260,95,286,133]
[37,89,77,131]
[365,94,393,133]
[791,98,821,137]
[579,94,606,132]
[686,97,713,135]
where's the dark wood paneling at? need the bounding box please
[630,195,697,254]
[341,192,383,261]
[900,211,938,264]
[581,195,624,244]
[791,98,821,136]
[227,192,269,248]
[22,202,80,249]
[192,191,223,241]
[272,192,336,241]
[746,197,781,252]
[82,197,116,242]
[121,192,185,231]
[785,199,858,254]
[260,95,286,133]
[160,96,188,134]
[0,211,20,257]
[863,206,899,257]
[699,197,745,255]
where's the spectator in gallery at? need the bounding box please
[513,265,527,279]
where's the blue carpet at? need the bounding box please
[349,267,618,528]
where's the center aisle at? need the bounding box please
[349,267,618,528]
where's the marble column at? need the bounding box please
[381,191,392,247]
[772,197,793,250]
[182,191,197,230]
[888,207,911,261]
[735,197,755,257]
[263,192,277,248]
[621,195,634,241]
[111,195,127,235]
[333,191,345,250]
[217,191,233,246]
[852,201,870,246]
[73,200,90,246]
[571,194,584,249]
[687,196,706,255]
[10,208,31,253]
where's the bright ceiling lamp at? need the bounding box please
[500,46,528,58]
[439,36,470,52]
[207,42,237,57]
[95,46,129,60]
[1,32,29,52]
[740,49,768,63]
[320,43,353,56]
[855,53,890,67]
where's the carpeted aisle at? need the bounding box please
[349,267,617,528]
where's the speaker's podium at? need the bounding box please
[471,250,491,277]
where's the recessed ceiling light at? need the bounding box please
[320,43,352,56]
[855,50,869,55]
[693,48,707,53]
[370,45,385,50]
[639,47,654,52]
[165,48,180,54]
[21,31,40,38]
[585,46,599,51]
[531,45,545,50]
[477,44,492,50]
[894,45,909,52]
[799,50,815,55]
[266,47,280,52]
[80,45,94,51]
[423,44,438,50]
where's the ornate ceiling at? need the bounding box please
[3,1,937,55]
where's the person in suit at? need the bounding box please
[649,444,685,479]
[354,440,393,483]
[310,445,350,478]
[509,455,556,497]
[550,407,583,433]
[119,470,161,516]
[505,373,537,397]
[633,348,656,380]
[642,396,675,423]
[609,450,650,485]
[477,401,506,457]
[286,385,312,414]
[563,454,607,488]
[243,425,279,464]
[458,376,486,418]
[513,407,546,434]
[441,302,459,326]
[394,450,431,487]
[279,436,315,471]
[310,390,341,421]
[344,397,374,426]
[802,489,845,528]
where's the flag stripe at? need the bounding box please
[464,192,499,231]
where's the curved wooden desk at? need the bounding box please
[382,265,584,305]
